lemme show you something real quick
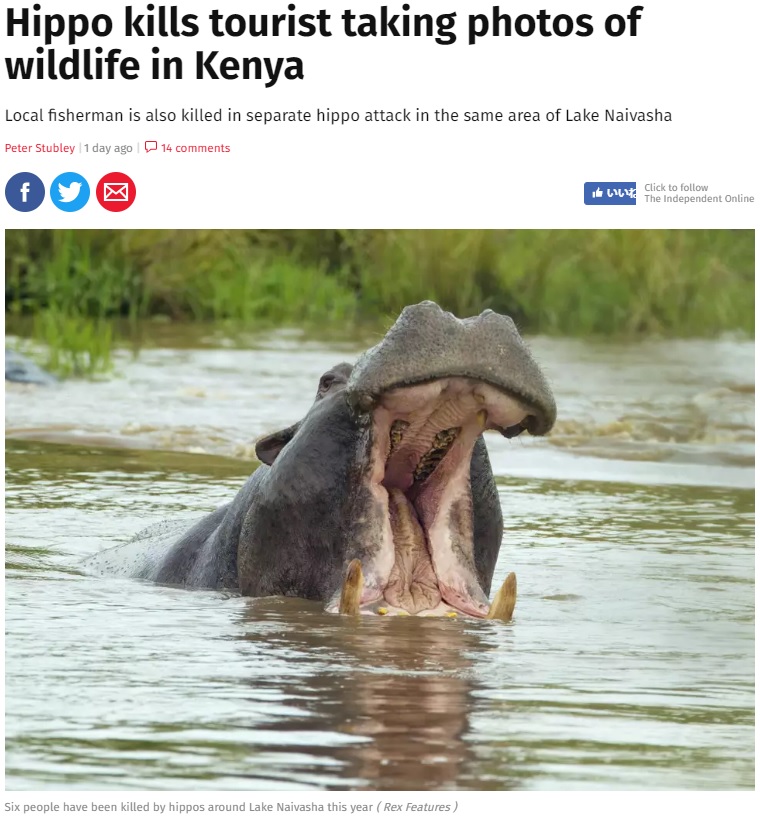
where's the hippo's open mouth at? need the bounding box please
[346,376,541,617]
[321,302,556,619]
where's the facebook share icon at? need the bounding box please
[5,172,45,212]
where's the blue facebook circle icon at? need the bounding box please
[50,172,90,212]
[5,172,45,212]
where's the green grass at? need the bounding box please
[6,230,142,376]
[5,229,754,376]
[31,311,114,377]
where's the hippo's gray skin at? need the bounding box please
[85,302,556,617]
[5,349,57,385]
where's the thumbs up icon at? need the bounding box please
[591,187,603,198]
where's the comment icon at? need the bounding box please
[144,141,158,153]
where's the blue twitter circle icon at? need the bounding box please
[51,172,90,212]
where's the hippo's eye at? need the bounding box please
[319,374,336,392]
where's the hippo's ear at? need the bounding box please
[255,422,301,465]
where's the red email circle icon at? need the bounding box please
[96,172,136,212]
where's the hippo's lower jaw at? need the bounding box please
[334,561,517,620]
[327,377,534,618]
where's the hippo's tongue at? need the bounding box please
[381,487,489,617]
[384,488,442,614]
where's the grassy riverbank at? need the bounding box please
[5,229,754,375]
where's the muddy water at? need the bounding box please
[4,332,755,789]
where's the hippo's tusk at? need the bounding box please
[339,559,364,615]
[486,572,517,621]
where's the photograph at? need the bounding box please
[4,228,755,791]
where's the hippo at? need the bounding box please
[84,301,556,619]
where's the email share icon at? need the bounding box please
[104,182,129,201]
[96,172,136,212]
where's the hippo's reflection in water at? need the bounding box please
[235,599,507,791]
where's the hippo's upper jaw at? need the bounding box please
[328,302,556,618]
[346,300,556,435]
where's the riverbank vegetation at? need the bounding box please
[5,229,754,375]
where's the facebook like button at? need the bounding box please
[584,182,637,205]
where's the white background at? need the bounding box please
[0,0,758,228]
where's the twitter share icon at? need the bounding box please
[51,172,90,212]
